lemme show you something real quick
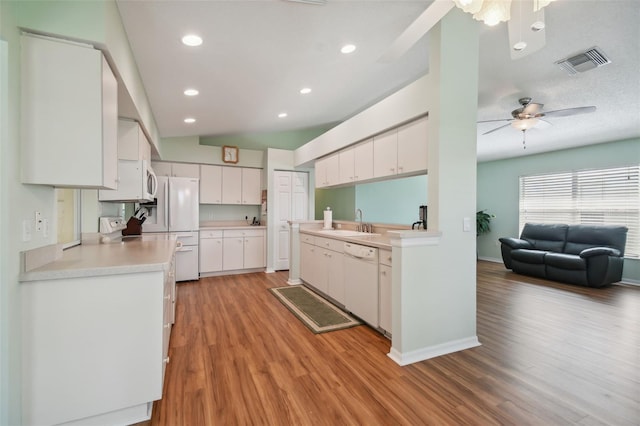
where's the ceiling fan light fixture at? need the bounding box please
[531,21,545,31]
[471,0,512,27]
[453,0,484,15]
[511,117,539,131]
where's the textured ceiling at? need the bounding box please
[116,0,640,162]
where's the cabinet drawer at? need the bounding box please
[223,229,264,238]
[300,234,315,244]
[379,249,392,266]
[200,230,223,239]
[315,237,343,252]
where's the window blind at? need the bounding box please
[519,165,639,258]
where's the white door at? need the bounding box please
[273,171,308,271]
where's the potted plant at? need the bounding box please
[476,210,494,237]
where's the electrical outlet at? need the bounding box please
[35,211,42,232]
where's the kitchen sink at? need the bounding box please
[317,229,380,237]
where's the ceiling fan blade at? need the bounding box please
[378,1,454,63]
[477,118,512,123]
[542,106,597,118]
[482,123,512,135]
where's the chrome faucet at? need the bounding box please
[355,208,363,232]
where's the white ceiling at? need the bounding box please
[116,0,640,162]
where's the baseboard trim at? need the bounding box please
[477,256,502,263]
[620,278,640,286]
[286,278,302,285]
[388,336,481,366]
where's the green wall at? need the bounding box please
[314,186,355,221]
[477,138,640,283]
[313,174,428,225]
[356,175,427,226]
[200,123,337,151]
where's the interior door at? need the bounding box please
[274,171,292,271]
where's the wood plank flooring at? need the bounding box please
[142,261,639,425]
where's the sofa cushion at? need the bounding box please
[511,249,547,264]
[564,224,628,255]
[544,252,586,271]
[520,223,568,252]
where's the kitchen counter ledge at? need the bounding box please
[20,237,177,282]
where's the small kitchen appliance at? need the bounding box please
[412,205,427,229]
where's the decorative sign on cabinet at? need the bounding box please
[21,34,118,189]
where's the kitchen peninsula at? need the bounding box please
[19,236,177,426]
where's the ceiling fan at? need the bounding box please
[478,97,596,148]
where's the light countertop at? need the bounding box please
[200,220,266,231]
[20,237,177,282]
[299,228,393,250]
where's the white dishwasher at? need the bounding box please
[343,242,379,327]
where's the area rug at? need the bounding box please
[269,285,361,334]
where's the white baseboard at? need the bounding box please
[286,278,302,285]
[388,336,481,366]
[265,268,275,274]
[620,278,640,286]
[477,256,502,263]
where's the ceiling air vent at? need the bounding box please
[555,47,611,75]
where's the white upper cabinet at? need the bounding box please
[373,130,398,179]
[118,120,151,162]
[21,34,117,188]
[397,116,428,175]
[221,167,242,204]
[315,153,340,188]
[241,168,261,205]
[200,164,222,204]
[339,148,355,184]
[353,139,374,182]
[152,162,200,178]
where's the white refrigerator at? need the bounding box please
[142,176,199,281]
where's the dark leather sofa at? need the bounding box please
[499,223,628,287]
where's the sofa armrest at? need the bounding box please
[499,237,533,250]
[579,247,622,258]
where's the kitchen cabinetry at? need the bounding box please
[315,153,340,188]
[222,229,265,271]
[200,165,223,204]
[344,242,379,327]
[299,235,345,305]
[373,130,399,179]
[152,161,200,178]
[118,119,151,162]
[21,34,118,189]
[397,116,428,175]
[374,116,428,178]
[339,140,374,184]
[378,249,392,335]
[200,230,223,273]
[221,167,261,205]
[21,255,175,425]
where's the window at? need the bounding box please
[519,165,639,258]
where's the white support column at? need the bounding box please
[287,222,302,285]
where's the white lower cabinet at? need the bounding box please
[222,229,265,271]
[378,249,392,335]
[300,235,344,305]
[21,265,175,426]
[200,230,223,273]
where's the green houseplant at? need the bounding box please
[476,210,494,237]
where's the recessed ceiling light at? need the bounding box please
[300,87,312,94]
[181,34,203,47]
[184,117,196,123]
[341,44,356,54]
[278,112,288,118]
[184,88,199,96]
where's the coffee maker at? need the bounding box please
[412,205,427,229]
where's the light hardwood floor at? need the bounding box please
[143,261,639,425]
